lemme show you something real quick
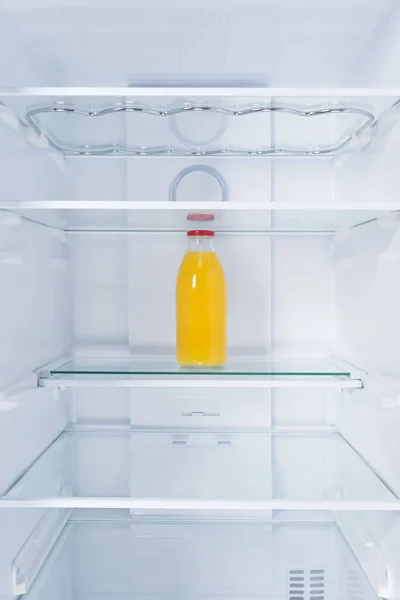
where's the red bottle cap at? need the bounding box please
[187,230,215,237]
[187,213,215,222]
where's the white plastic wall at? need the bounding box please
[334,117,400,374]
[333,117,400,600]
[343,1,400,87]
[0,392,67,597]
[0,205,69,599]
[0,0,397,88]
[0,113,69,599]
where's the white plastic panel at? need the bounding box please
[125,157,271,205]
[335,113,400,206]
[129,387,271,428]
[0,0,396,88]
[0,389,67,496]
[70,235,129,348]
[69,388,131,429]
[272,236,335,357]
[67,155,126,202]
[338,387,400,500]
[345,1,400,88]
[0,216,69,386]
[273,156,334,206]
[334,219,400,375]
[272,388,337,430]
[333,92,400,347]
[64,385,336,431]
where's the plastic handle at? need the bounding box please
[169,165,228,203]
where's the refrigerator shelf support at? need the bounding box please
[11,507,72,595]
[335,512,396,600]
[37,376,363,389]
[0,102,65,168]
[0,373,40,411]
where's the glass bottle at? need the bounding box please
[176,230,227,367]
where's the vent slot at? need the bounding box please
[308,569,325,600]
[289,570,305,600]
[288,569,325,600]
[348,570,364,600]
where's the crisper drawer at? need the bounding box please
[11,518,380,600]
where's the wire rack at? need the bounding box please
[24,102,376,157]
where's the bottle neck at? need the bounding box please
[187,236,215,252]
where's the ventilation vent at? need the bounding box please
[347,570,364,600]
[289,569,325,600]
[289,570,305,600]
[309,569,325,600]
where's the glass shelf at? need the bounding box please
[38,357,362,389]
[1,430,396,511]
[49,357,352,376]
[16,519,379,600]
[2,201,400,233]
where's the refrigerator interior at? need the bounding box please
[1,1,400,600]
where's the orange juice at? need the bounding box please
[176,230,227,367]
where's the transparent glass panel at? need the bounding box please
[47,357,352,377]
[2,203,400,232]
[1,431,397,511]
